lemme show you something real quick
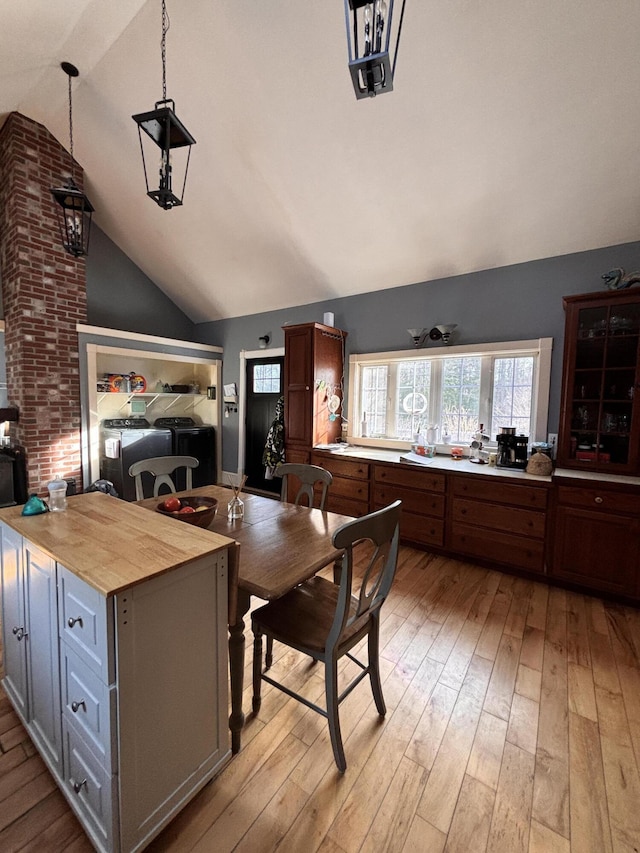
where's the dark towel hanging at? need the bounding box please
[262,396,285,479]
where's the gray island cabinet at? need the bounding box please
[0,491,233,853]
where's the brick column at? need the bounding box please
[0,112,87,496]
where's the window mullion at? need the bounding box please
[479,355,493,436]
[430,359,442,435]
[388,362,399,437]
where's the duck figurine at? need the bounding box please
[601,268,640,290]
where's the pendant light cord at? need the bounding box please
[68,72,75,183]
[161,0,170,101]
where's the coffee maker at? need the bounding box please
[496,427,529,470]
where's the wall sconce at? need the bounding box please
[344,0,408,99]
[408,328,428,348]
[50,62,94,257]
[408,325,457,347]
[258,334,270,349]
[132,0,196,209]
[429,324,457,345]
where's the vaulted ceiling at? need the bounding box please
[2,1,639,322]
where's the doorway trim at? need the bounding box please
[238,347,285,474]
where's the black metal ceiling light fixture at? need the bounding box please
[344,0,407,99]
[132,0,196,210]
[50,62,94,257]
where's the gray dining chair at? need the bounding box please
[251,499,402,773]
[278,462,333,510]
[128,455,199,501]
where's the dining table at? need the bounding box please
[136,484,354,753]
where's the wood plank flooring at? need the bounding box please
[1,546,639,852]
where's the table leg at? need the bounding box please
[229,588,251,754]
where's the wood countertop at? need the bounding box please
[0,491,235,596]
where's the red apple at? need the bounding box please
[162,497,181,512]
[178,506,196,514]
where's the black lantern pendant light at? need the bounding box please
[344,0,407,99]
[132,0,195,210]
[50,62,94,257]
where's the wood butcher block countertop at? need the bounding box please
[0,491,234,596]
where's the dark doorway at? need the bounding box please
[245,356,284,494]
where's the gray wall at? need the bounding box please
[86,225,197,341]
[5,219,638,475]
[195,241,640,472]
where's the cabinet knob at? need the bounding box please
[594,496,603,504]
[67,616,83,629]
[71,700,86,714]
[73,778,87,794]
[12,626,26,641]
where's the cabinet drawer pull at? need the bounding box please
[12,626,27,641]
[594,496,603,504]
[73,778,87,794]
[71,699,86,713]
[67,616,83,629]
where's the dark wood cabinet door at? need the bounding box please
[552,505,640,595]
[284,326,313,448]
[283,323,346,451]
[557,290,640,475]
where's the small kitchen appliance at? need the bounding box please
[496,427,529,470]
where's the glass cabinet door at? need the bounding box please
[562,295,640,472]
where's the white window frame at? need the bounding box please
[348,338,553,449]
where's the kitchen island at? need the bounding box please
[0,491,234,853]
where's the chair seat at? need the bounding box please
[253,576,368,655]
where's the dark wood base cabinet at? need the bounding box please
[372,464,445,548]
[308,451,640,603]
[311,452,369,516]
[448,475,549,575]
[551,483,640,597]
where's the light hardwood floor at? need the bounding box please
[1,546,639,852]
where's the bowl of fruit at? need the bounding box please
[156,495,218,528]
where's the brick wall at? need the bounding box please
[0,112,87,496]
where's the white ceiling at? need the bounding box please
[2,0,639,323]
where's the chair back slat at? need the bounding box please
[128,455,199,500]
[278,463,333,510]
[327,500,401,650]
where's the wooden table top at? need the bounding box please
[137,485,354,600]
[0,491,234,596]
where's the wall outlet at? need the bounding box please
[547,433,558,456]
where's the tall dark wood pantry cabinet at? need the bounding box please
[283,322,346,463]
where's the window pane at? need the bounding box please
[362,365,388,436]
[395,360,431,440]
[253,363,281,393]
[441,357,481,443]
[490,356,533,437]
